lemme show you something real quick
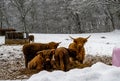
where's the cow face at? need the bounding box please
[37,49,55,70]
[74,37,87,46]
[48,42,61,49]
[70,35,91,46]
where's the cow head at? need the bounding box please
[48,42,61,49]
[69,35,91,46]
[37,49,55,70]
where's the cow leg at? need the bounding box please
[24,55,28,68]
[54,55,60,70]
[59,55,64,71]
[60,60,64,71]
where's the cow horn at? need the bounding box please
[69,36,74,40]
[86,35,91,39]
[58,42,61,44]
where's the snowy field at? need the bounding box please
[0,30,120,81]
[33,30,120,56]
[28,62,120,81]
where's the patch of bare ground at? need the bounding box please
[0,54,112,80]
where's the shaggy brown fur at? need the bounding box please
[69,42,78,52]
[28,35,34,43]
[28,54,44,70]
[50,47,77,70]
[36,49,55,70]
[28,49,55,71]
[22,42,60,68]
[54,47,70,71]
[76,44,85,63]
[69,35,91,64]
[67,48,77,63]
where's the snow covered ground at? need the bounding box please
[0,30,120,81]
[33,30,120,56]
[28,62,120,81]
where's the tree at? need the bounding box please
[29,1,39,33]
[0,0,10,29]
[10,0,34,33]
[69,0,120,33]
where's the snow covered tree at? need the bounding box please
[10,0,34,33]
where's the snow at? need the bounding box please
[0,30,120,81]
[0,36,5,44]
[28,62,120,81]
[32,29,120,56]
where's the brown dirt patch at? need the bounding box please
[0,54,112,80]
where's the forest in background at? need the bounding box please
[0,0,120,33]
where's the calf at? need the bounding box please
[28,49,55,71]
[28,54,44,70]
[36,49,55,70]
[28,35,34,43]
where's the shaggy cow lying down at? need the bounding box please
[54,47,77,71]
[23,41,61,68]
[28,47,77,71]
[28,49,55,71]
[23,35,90,71]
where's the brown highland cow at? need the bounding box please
[69,35,91,64]
[36,49,55,70]
[54,47,71,71]
[23,42,60,68]
[28,35,34,43]
[28,49,55,71]
[28,54,44,70]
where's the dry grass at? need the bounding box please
[0,54,112,80]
